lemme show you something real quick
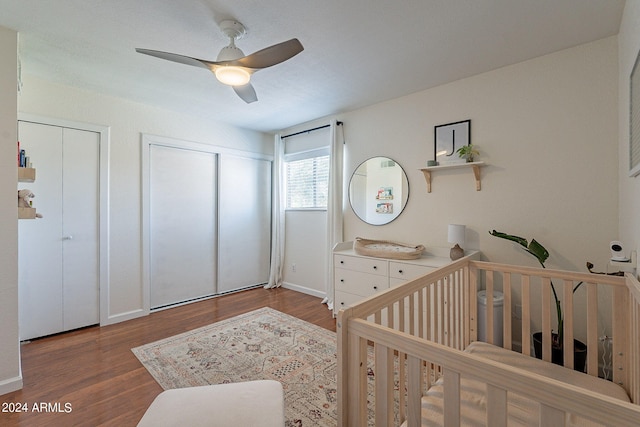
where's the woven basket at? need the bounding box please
[353,237,425,260]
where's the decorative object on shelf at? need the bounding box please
[18,189,43,218]
[353,237,425,260]
[456,143,479,163]
[427,160,438,167]
[435,119,471,165]
[489,229,587,371]
[448,224,466,260]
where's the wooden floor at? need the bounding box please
[1,287,336,427]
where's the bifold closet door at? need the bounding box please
[149,144,217,309]
[18,122,99,341]
[217,155,271,293]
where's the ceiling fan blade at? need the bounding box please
[135,48,211,70]
[235,38,303,69]
[233,83,258,103]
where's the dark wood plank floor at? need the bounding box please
[0,287,336,427]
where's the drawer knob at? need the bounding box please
[373,286,378,290]
[398,269,404,274]
[373,266,377,270]
[341,302,345,306]
[340,279,344,282]
[340,260,344,264]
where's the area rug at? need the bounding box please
[132,307,340,426]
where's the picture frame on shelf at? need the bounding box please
[434,119,470,165]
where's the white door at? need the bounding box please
[217,155,271,293]
[149,144,217,309]
[18,122,100,340]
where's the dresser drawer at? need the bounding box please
[335,268,388,296]
[334,290,363,311]
[335,254,388,276]
[389,262,435,280]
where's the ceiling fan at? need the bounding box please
[136,20,303,103]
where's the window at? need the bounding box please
[286,151,329,209]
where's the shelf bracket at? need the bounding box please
[472,164,481,191]
[421,170,432,193]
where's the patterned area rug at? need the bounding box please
[132,307,339,426]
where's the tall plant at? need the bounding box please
[489,230,583,348]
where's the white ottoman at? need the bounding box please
[137,380,285,427]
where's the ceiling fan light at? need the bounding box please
[214,66,251,86]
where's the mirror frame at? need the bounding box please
[348,156,410,226]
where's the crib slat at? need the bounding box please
[541,277,552,363]
[486,270,495,344]
[374,343,392,427]
[486,384,507,427]
[348,333,367,427]
[522,275,531,356]
[406,355,422,427]
[563,279,574,369]
[503,272,512,350]
[613,284,629,388]
[469,263,478,344]
[586,282,598,376]
[443,368,461,425]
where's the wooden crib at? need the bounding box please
[337,256,640,426]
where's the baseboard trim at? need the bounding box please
[0,375,23,396]
[281,282,327,300]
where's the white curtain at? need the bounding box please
[322,120,344,309]
[266,134,285,288]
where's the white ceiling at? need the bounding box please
[0,0,625,133]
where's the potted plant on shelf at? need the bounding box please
[456,144,479,162]
[489,230,587,372]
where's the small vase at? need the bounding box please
[466,155,474,163]
[450,244,464,260]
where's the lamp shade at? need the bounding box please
[448,224,466,247]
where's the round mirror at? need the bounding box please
[349,157,410,225]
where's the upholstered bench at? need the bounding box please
[137,380,285,426]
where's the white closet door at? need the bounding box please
[62,128,100,330]
[218,155,271,293]
[18,122,100,340]
[18,123,64,340]
[149,145,217,308]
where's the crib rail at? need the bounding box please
[337,258,640,426]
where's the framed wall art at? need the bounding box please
[434,119,470,165]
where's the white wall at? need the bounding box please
[618,2,640,265]
[18,75,272,324]
[341,36,618,273]
[0,26,22,395]
[284,37,619,313]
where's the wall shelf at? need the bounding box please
[18,167,36,182]
[420,161,485,193]
[18,207,36,219]
[18,167,37,219]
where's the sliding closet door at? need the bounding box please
[217,154,271,293]
[149,145,217,309]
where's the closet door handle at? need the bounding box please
[63,235,73,241]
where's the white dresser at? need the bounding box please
[333,241,478,316]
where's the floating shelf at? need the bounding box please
[420,161,485,193]
[18,207,36,219]
[18,167,36,182]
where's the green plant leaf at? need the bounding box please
[489,230,529,248]
[526,239,549,265]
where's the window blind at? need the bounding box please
[286,155,329,209]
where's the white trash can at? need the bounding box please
[477,290,504,347]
